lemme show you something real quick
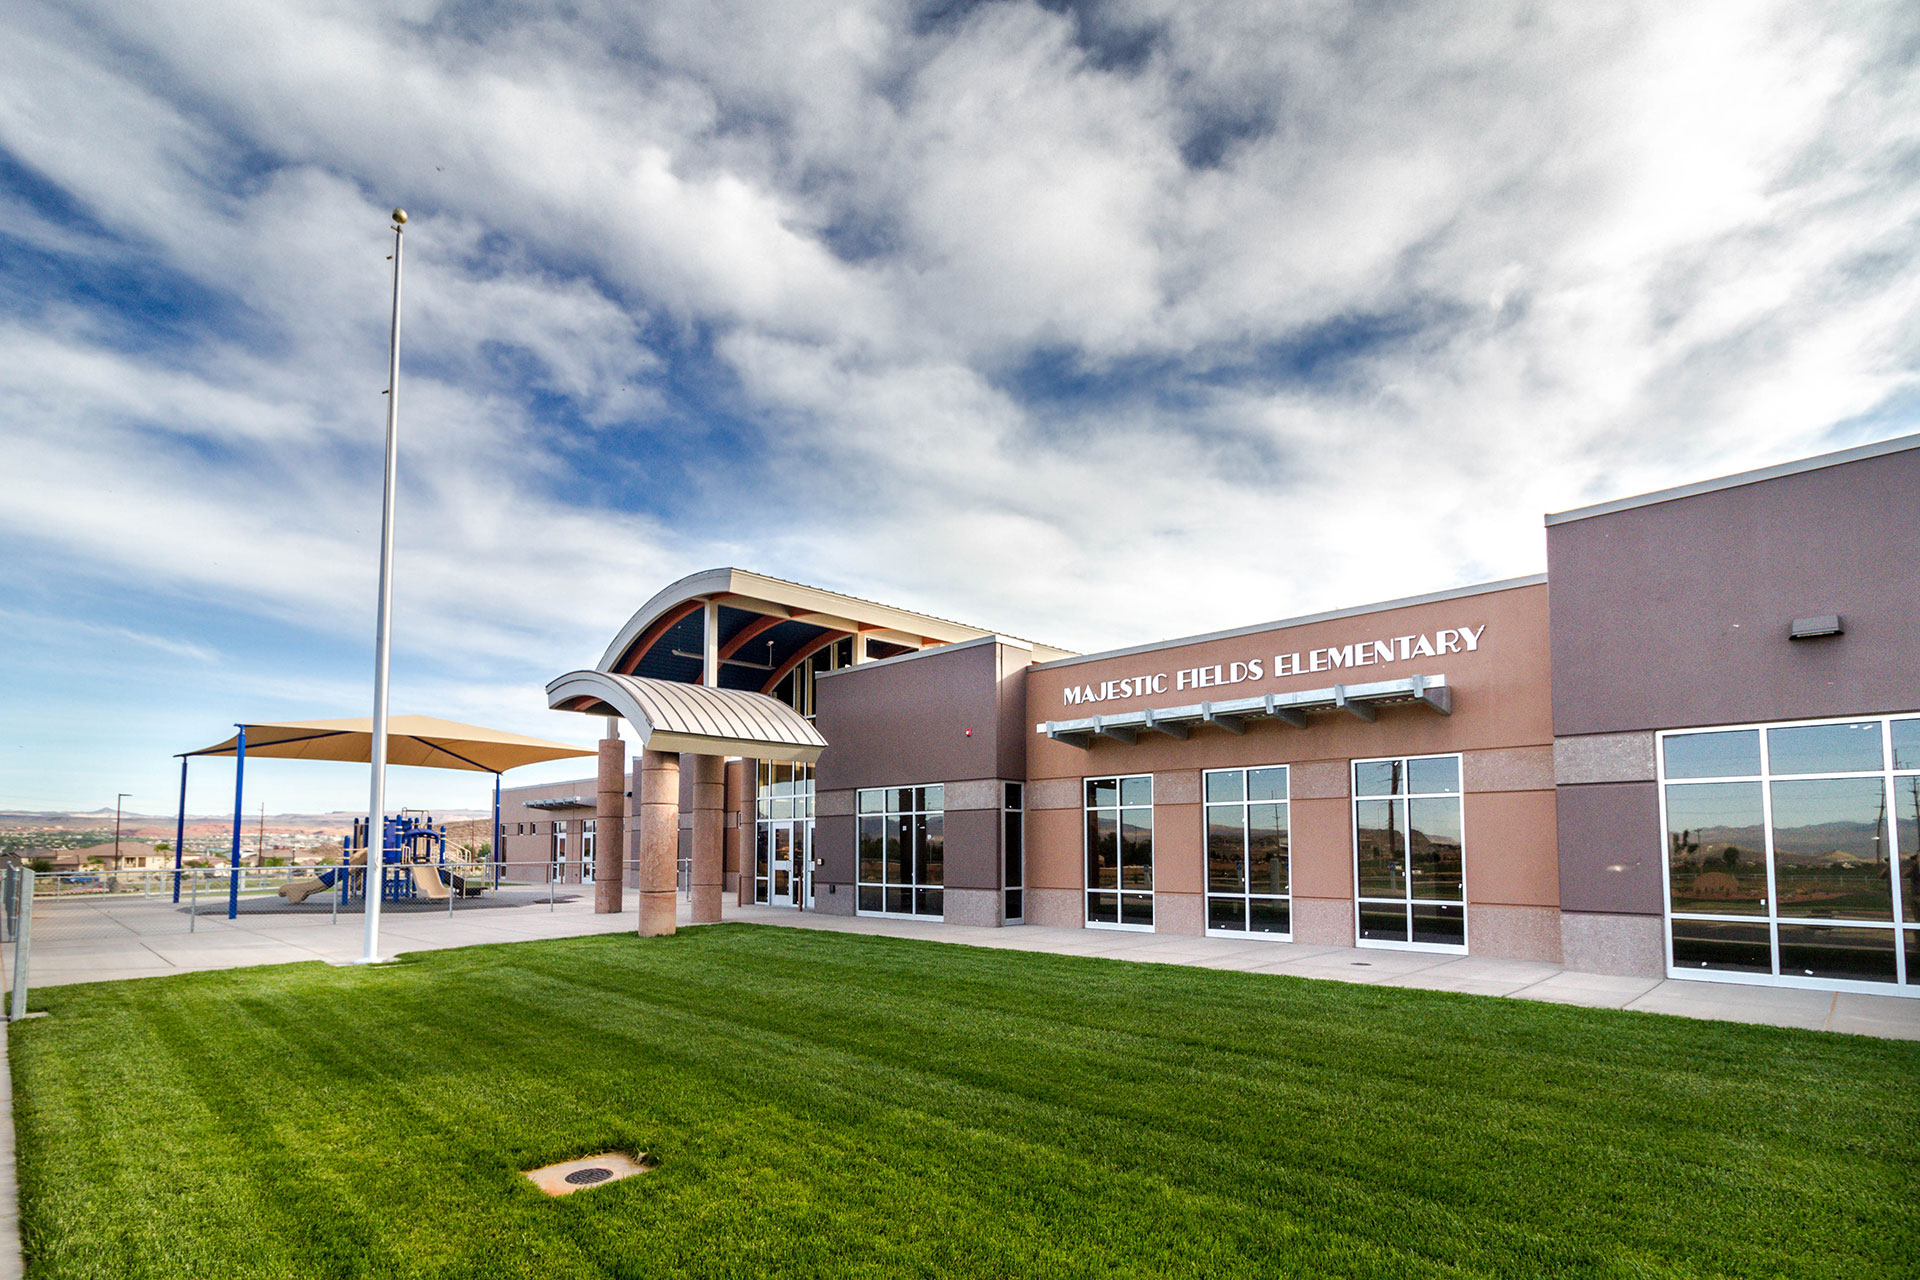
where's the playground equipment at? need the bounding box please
[176,715,594,920]
[278,813,487,906]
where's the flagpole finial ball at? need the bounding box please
[391,209,408,224]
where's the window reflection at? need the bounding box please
[1204,768,1290,938]
[1664,781,1767,915]
[1767,721,1882,776]
[1770,778,1891,920]
[1355,799,1405,899]
[1352,754,1465,948]
[1664,714,1918,985]
[855,785,944,919]
[1893,718,1920,771]
[1663,730,1761,780]
[1777,924,1897,984]
[1085,776,1153,928]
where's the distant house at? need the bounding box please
[59,841,172,871]
[13,847,86,872]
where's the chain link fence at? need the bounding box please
[13,859,605,993]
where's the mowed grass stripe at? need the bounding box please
[11,925,1918,1279]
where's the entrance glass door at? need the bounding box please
[770,823,796,908]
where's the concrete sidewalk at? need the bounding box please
[722,905,1920,1040]
[20,892,1920,1039]
[27,888,644,987]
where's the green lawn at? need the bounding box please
[10,926,1918,1279]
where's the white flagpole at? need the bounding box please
[359,207,408,965]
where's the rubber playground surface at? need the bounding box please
[10,925,1919,1279]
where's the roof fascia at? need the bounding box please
[1545,432,1920,526]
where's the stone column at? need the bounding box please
[688,754,725,924]
[593,731,625,913]
[722,758,748,895]
[638,749,680,937]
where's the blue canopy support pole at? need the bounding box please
[228,725,246,920]
[492,774,502,886]
[173,755,188,903]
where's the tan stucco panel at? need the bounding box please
[1289,797,1353,900]
[1152,802,1202,894]
[1027,806,1083,890]
[1463,789,1560,908]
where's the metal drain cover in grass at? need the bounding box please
[525,1152,655,1197]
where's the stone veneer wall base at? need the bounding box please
[1152,892,1203,936]
[1559,911,1665,977]
[808,884,857,917]
[1025,888,1083,928]
[1290,897,1353,947]
[940,887,1001,928]
[1465,904,1563,964]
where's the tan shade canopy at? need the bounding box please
[185,716,595,773]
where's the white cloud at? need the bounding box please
[1,0,1918,807]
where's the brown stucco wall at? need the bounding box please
[811,637,1031,915]
[1553,780,1663,915]
[1546,445,1920,737]
[498,775,614,886]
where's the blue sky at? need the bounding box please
[2,0,1917,816]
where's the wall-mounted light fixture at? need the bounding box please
[1789,615,1844,640]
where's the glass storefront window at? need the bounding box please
[855,785,943,919]
[1662,729,1761,780]
[1204,766,1289,937]
[1661,715,1918,990]
[1351,755,1466,950]
[1086,775,1152,929]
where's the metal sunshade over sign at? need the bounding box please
[546,670,828,763]
[1039,674,1452,748]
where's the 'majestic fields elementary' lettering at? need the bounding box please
[1061,625,1486,707]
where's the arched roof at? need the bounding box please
[595,568,1075,687]
[546,670,827,763]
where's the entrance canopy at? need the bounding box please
[596,567,1075,691]
[547,670,827,763]
[184,716,595,773]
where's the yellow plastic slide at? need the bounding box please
[410,863,451,900]
[278,850,365,904]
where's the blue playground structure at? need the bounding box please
[278,813,486,907]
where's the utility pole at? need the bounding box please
[114,793,130,872]
[360,207,408,966]
[256,801,266,864]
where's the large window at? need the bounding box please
[1352,755,1465,950]
[1661,715,1919,991]
[550,821,568,882]
[1086,775,1153,929]
[1003,783,1025,923]
[769,637,856,719]
[580,819,596,885]
[857,786,944,918]
[1205,767,1290,937]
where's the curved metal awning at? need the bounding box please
[546,670,828,763]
